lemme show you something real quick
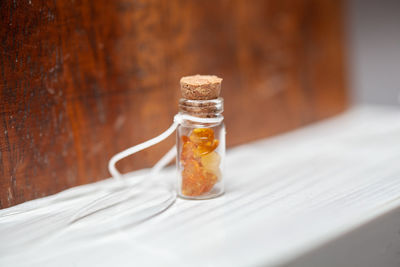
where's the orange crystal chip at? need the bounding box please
[201,171,218,193]
[180,136,198,164]
[181,160,218,196]
[189,128,214,145]
[195,139,219,156]
[181,160,204,196]
[201,151,221,172]
[189,128,219,156]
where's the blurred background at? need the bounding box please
[0,0,399,208]
[348,0,400,105]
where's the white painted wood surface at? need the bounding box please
[1,105,400,267]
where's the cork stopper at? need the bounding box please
[180,74,222,100]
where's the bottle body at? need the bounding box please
[176,98,225,199]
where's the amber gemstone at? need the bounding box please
[195,139,219,156]
[181,160,205,196]
[180,136,198,164]
[189,128,215,145]
[189,128,219,156]
[201,171,218,193]
[181,160,218,197]
[201,151,221,172]
[180,128,221,196]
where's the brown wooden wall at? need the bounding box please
[0,0,347,208]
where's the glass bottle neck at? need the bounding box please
[178,97,224,118]
[178,97,224,127]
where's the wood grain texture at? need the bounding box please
[0,0,347,208]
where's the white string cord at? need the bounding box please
[108,113,223,180]
[70,113,223,224]
[108,120,178,181]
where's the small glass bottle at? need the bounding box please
[176,97,225,199]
